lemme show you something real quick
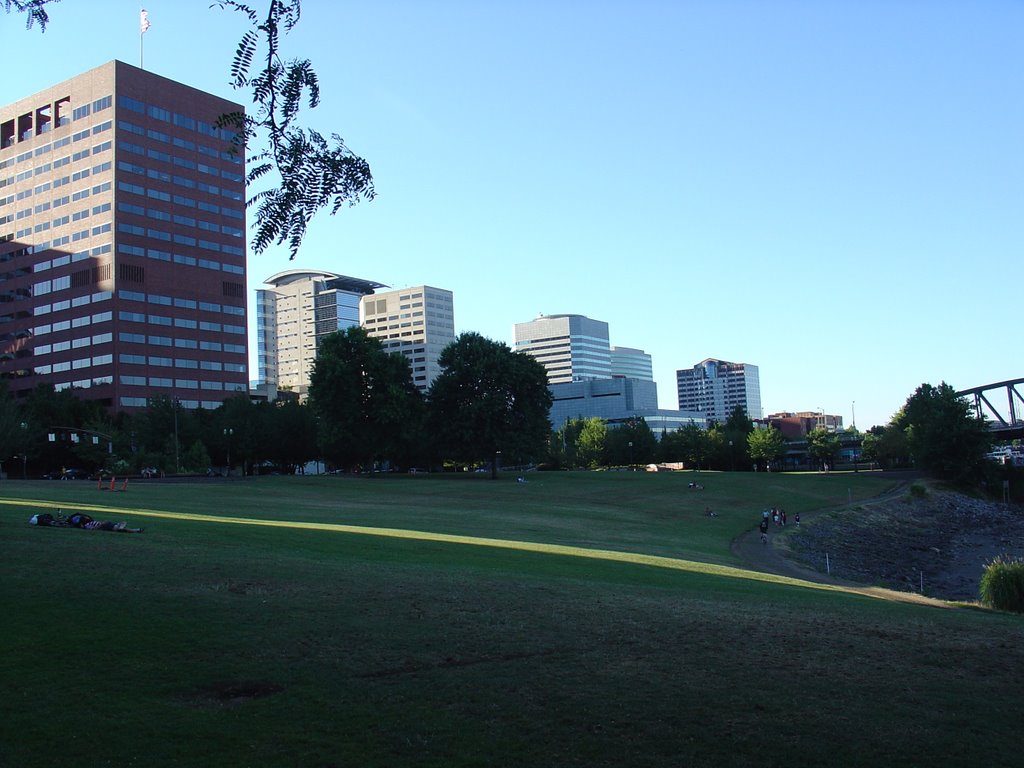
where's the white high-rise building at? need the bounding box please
[512,314,610,385]
[360,285,454,392]
[610,346,653,381]
[256,269,384,394]
[676,358,762,424]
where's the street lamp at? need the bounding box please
[628,441,634,471]
[20,422,27,479]
[224,428,234,476]
[729,440,735,472]
[173,399,181,474]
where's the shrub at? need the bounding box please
[979,556,1024,613]
[909,483,928,499]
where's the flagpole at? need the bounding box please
[139,8,150,69]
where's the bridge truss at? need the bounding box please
[958,379,1024,439]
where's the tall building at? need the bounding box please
[256,269,384,394]
[360,285,454,392]
[548,377,705,435]
[610,346,653,381]
[676,358,762,424]
[512,314,611,384]
[0,61,248,410]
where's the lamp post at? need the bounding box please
[224,428,234,476]
[173,399,181,474]
[20,422,27,479]
[628,441,634,471]
[729,440,735,472]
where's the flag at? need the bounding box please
[140,8,151,35]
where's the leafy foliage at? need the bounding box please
[806,427,840,469]
[894,382,991,484]
[2,0,56,30]
[309,327,422,471]
[214,0,375,258]
[747,425,785,470]
[659,423,710,469]
[576,417,608,469]
[428,333,553,472]
[979,556,1024,613]
[604,417,657,468]
[860,424,910,469]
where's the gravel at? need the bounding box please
[783,487,1024,601]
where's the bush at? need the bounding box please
[979,556,1024,613]
[909,483,928,499]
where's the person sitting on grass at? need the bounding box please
[29,511,143,533]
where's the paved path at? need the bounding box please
[730,478,914,589]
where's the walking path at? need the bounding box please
[729,478,955,606]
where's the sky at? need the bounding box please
[3,0,1021,430]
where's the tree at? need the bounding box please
[605,417,657,468]
[20,384,109,473]
[0,383,28,478]
[215,0,375,258]
[428,333,552,478]
[263,399,318,473]
[747,426,785,471]
[183,439,213,474]
[806,427,840,471]
[309,327,422,471]
[660,423,710,470]
[6,0,374,260]
[551,417,587,469]
[703,406,754,471]
[860,424,909,469]
[576,417,607,469]
[3,0,53,29]
[894,382,991,484]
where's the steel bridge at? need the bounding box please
[958,379,1024,440]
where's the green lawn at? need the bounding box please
[2,472,1021,767]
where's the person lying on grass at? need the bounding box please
[29,511,143,533]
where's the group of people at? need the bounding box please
[29,509,143,533]
[758,506,800,543]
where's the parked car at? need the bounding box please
[140,467,160,478]
[44,468,88,480]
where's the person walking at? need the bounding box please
[759,518,769,544]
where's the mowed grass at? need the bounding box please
[2,471,1022,768]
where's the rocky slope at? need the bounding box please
[781,486,1024,601]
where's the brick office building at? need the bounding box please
[0,60,248,410]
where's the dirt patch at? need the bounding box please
[357,649,560,679]
[185,680,284,708]
[780,486,1024,601]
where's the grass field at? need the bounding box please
[2,471,1022,767]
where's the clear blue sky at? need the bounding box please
[4,1,1022,430]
